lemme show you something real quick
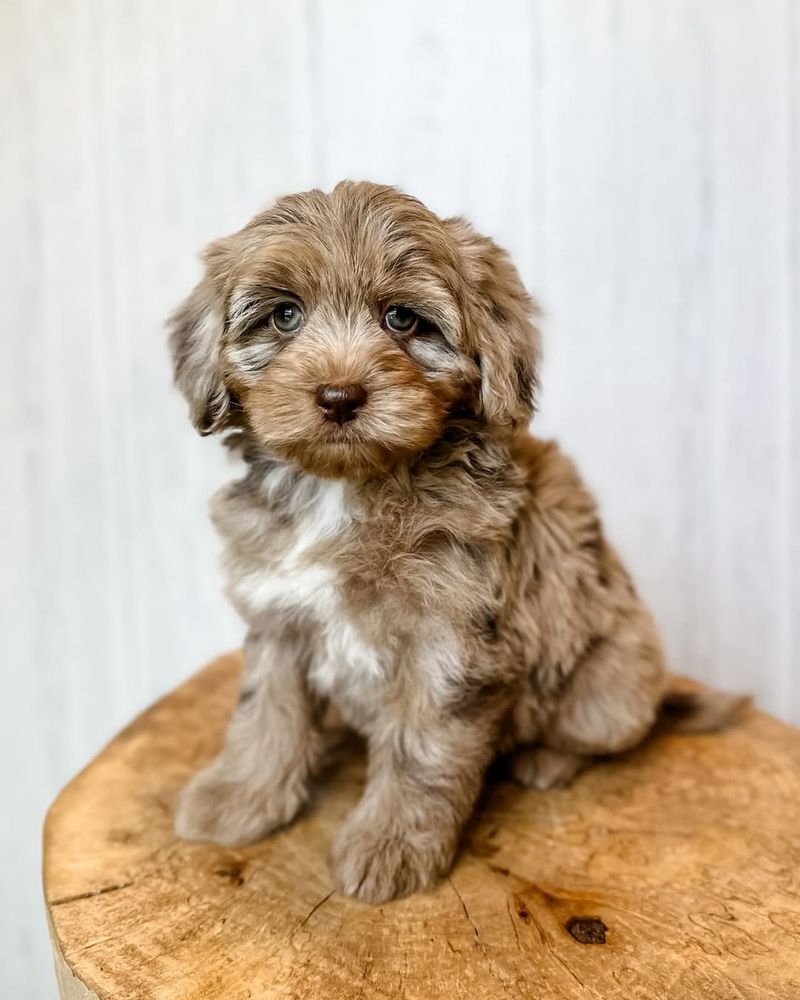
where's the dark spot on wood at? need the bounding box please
[213,863,245,886]
[517,904,531,923]
[566,916,607,944]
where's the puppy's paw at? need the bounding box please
[174,761,306,846]
[511,746,589,790]
[332,814,452,903]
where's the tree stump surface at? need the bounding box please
[44,652,800,999]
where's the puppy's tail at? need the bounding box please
[658,682,751,734]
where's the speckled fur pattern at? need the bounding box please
[169,182,723,903]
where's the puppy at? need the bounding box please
[170,181,742,902]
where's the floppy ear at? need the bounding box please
[446,218,540,428]
[168,253,233,436]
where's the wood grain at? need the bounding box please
[44,652,800,999]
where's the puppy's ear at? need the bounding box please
[168,244,233,436]
[446,218,540,428]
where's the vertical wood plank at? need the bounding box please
[536,0,793,712]
[535,0,713,674]
[787,0,799,721]
[1,4,55,992]
[702,0,792,707]
[1,2,316,995]
[310,0,544,278]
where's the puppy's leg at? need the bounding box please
[175,627,322,846]
[510,746,589,790]
[333,713,497,903]
[545,618,666,757]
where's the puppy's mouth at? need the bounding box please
[314,412,377,448]
[304,405,414,463]
[241,372,450,479]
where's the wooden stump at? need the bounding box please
[44,652,800,999]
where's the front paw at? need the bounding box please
[332,813,454,903]
[174,760,307,846]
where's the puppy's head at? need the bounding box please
[170,182,539,478]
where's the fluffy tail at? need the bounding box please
[658,683,751,734]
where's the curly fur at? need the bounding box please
[169,181,742,902]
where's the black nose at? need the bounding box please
[314,382,368,424]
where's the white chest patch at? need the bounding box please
[229,475,385,701]
[242,477,349,610]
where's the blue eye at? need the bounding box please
[271,302,304,334]
[383,305,419,334]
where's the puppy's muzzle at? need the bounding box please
[315,382,368,425]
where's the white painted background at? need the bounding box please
[2,0,798,993]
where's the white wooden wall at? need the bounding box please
[2,1,798,993]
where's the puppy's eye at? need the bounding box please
[383,305,419,335]
[271,302,304,334]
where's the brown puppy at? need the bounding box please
[170,182,741,902]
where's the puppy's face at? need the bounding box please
[170,182,539,479]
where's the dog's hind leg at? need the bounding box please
[543,616,666,758]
